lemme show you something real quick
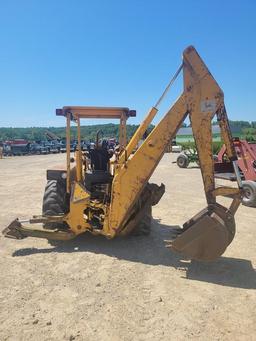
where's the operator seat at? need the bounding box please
[84,146,113,192]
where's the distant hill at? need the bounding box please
[0,120,255,142]
[0,124,154,142]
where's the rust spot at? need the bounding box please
[148,156,155,161]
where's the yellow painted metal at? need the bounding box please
[183,46,224,204]
[218,108,237,161]
[4,45,242,256]
[71,182,90,202]
[62,106,130,119]
[75,117,83,182]
[66,113,71,193]
[3,218,76,240]
[75,151,81,182]
[212,187,241,197]
[229,197,242,215]
[119,107,158,164]
[104,97,187,236]
[103,45,242,236]
[65,182,91,234]
[119,113,127,149]
[123,115,127,147]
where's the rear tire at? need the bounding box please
[177,154,189,168]
[242,181,256,207]
[42,180,69,230]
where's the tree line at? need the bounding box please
[0,121,255,142]
[0,124,154,142]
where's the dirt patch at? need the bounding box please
[0,153,255,340]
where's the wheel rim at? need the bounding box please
[244,186,253,200]
[178,157,185,166]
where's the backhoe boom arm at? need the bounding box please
[105,46,241,236]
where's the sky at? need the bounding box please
[0,0,255,127]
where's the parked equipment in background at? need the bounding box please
[169,139,182,153]
[3,46,243,262]
[215,138,256,207]
[2,143,12,156]
[10,139,30,156]
[176,147,200,168]
[45,130,61,142]
[59,141,67,153]
[29,143,48,155]
[175,137,256,207]
[45,130,61,153]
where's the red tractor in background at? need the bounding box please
[176,137,256,207]
[214,138,256,207]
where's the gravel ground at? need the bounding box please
[0,153,255,341]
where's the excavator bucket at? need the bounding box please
[168,204,236,261]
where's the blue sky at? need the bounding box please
[0,0,255,127]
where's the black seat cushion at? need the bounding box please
[84,171,113,191]
[89,149,110,171]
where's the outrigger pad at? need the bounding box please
[169,204,236,261]
[2,219,27,239]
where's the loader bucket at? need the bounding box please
[168,204,236,261]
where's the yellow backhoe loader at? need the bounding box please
[3,46,243,261]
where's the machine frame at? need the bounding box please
[3,46,244,261]
[56,106,136,193]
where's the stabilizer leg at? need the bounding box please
[3,217,75,241]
